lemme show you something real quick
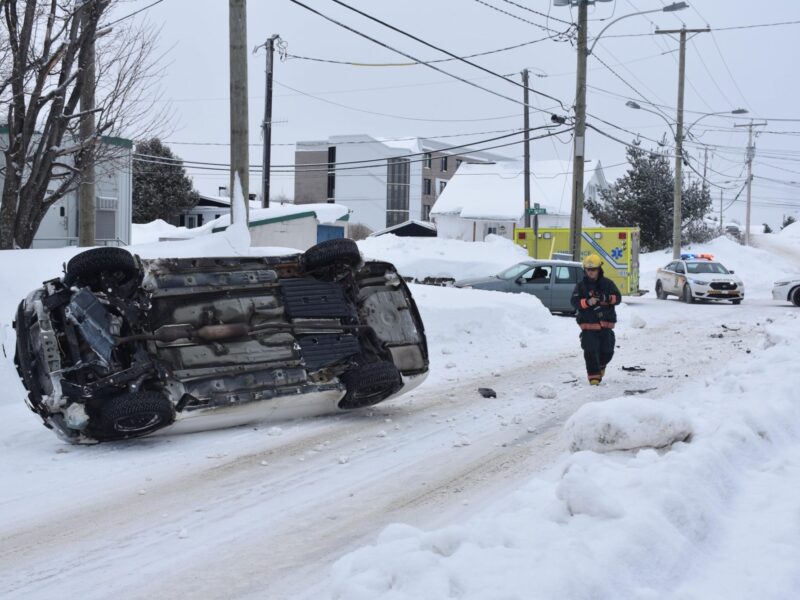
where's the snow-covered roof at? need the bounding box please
[431,160,607,221]
[369,219,437,237]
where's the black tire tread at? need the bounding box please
[303,239,361,271]
[792,287,800,307]
[339,361,402,410]
[64,247,138,288]
[88,391,174,441]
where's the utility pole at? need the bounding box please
[78,0,97,247]
[703,146,708,182]
[261,34,280,208]
[734,119,767,246]
[719,189,723,235]
[229,0,250,224]
[568,1,588,262]
[656,27,710,259]
[522,69,531,230]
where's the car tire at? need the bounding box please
[683,284,694,304]
[792,287,800,307]
[732,299,742,305]
[338,361,403,410]
[655,280,667,300]
[303,239,361,271]
[88,391,175,441]
[64,247,140,290]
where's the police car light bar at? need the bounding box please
[680,253,714,260]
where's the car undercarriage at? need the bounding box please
[14,241,428,443]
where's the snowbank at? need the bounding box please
[358,234,528,281]
[328,314,800,600]
[564,396,693,452]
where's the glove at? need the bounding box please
[586,297,599,307]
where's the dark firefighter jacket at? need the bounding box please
[570,267,623,330]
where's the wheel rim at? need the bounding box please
[114,412,162,433]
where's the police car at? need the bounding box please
[655,254,744,304]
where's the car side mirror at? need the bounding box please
[729,270,735,274]
[515,276,524,284]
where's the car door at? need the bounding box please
[662,261,678,294]
[516,264,553,309]
[673,261,686,294]
[552,265,578,312]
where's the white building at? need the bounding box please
[294,135,508,233]
[431,160,609,242]
[0,128,133,248]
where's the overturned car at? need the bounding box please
[14,240,428,443]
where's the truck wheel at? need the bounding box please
[338,362,402,410]
[683,284,694,304]
[303,239,361,271]
[792,287,800,307]
[64,247,140,290]
[88,391,174,441]
[655,280,667,300]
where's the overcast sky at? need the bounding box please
[107,0,800,230]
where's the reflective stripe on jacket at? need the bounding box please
[570,267,623,328]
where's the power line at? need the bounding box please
[328,0,569,111]
[103,0,165,27]
[287,0,566,114]
[134,125,570,172]
[472,0,574,34]
[284,33,560,67]
[274,80,521,123]
[134,127,573,174]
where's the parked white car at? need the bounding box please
[655,254,744,304]
[772,277,800,306]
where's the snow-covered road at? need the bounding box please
[0,296,786,600]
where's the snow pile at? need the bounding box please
[358,234,528,281]
[410,284,574,388]
[131,219,180,244]
[564,396,693,453]
[328,314,800,600]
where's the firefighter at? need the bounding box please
[571,254,622,385]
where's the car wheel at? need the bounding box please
[303,239,361,271]
[792,287,800,307]
[655,280,667,300]
[338,361,403,410]
[683,284,694,304]
[731,299,742,305]
[88,391,175,441]
[64,247,140,291]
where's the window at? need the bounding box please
[440,156,448,172]
[555,266,577,283]
[424,178,432,195]
[327,146,336,200]
[439,180,447,194]
[675,263,686,274]
[386,157,410,227]
[486,226,497,235]
[525,266,551,283]
[422,204,432,221]
[424,152,432,168]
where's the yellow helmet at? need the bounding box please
[582,254,603,269]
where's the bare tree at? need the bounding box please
[0,0,169,248]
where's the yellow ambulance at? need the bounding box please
[513,226,642,295]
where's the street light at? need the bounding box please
[626,101,747,256]
[553,0,688,262]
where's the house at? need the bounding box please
[172,189,261,229]
[369,219,437,238]
[431,160,609,242]
[159,203,350,250]
[293,134,509,234]
[0,127,133,248]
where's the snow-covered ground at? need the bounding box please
[0,224,799,599]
